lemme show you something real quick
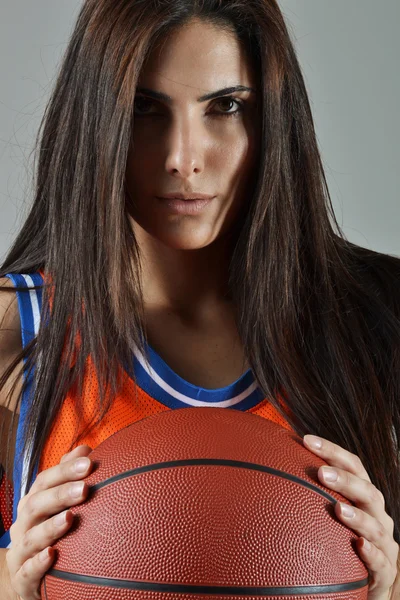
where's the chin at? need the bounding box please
[128,214,223,250]
[156,234,218,251]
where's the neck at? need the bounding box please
[130,220,237,319]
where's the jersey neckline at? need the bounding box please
[128,337,264,410]
[143,336,253,392]
[35,269,264,409]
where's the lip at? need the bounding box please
[156,196,214,215]
[156,193,215,201]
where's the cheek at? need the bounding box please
[126,139,154,183]
[219,128,259,192]
[125,145,158,205]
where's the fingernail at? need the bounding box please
[304,435,322,449]
[340,503,355,519]
[75,457,90,473]
[40,547,50,562]
[54,510,68,526]
[70,482,85,497]
[321,467,338,482]
[362,538,371,551]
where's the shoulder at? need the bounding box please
[0,277,23,410]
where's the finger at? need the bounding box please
[10,450,93,551]
[354,537,398,597]
[12,474,91,551]
[19,451,92,512]
[303,435,371,482]
[334,501,398,564]
[318,466,385,522]
[7,545,55,600]
[59,444,93,464]
[7,509,74,576]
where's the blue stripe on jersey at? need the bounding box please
[0,530,10,548]
[128,339,265,410]
[0,273,44,549]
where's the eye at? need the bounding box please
[133,96,157,116]
[211,97,244,117]
[133,95,244,118]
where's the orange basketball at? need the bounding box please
[42,407,369,599]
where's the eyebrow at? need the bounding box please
[135,85,257,104]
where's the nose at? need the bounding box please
[164,114,204,178]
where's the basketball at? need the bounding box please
[41,407,369,599]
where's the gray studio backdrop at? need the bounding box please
[0,1,399,262]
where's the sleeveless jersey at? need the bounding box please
[0,272,294,549]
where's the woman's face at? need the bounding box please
[125,18,260,251]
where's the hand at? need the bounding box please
[303,434,399,600]
[5,445,93,600]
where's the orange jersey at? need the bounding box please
[0,271,293,548]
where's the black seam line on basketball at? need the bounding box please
[90,459,338,504]
[46,570,369,595]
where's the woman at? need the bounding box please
[0,0,399,598]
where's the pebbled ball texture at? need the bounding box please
[42,407,369,599]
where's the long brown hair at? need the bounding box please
[1,0,400,547]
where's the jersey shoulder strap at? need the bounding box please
[0,272,44,549]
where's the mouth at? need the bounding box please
[156,193,215,201]
[155,196,215,214]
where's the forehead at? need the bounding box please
[138,19,257,95]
